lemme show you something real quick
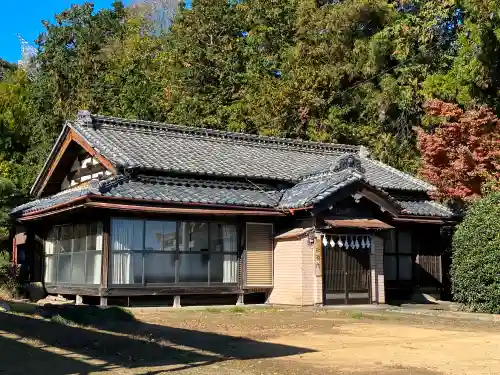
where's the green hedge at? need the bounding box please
[451,192,500,313]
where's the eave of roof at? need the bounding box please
[324,219,394,230]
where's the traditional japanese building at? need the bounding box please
[11,111,457,306]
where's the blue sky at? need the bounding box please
[1,1,119,63]
[1,1,193,63]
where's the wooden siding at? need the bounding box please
[371,236,385,303]
[301,236,316,305]
[268,235,323,306]
[245,223,273,287]
[416,253,442,288]
[268,238,303,304]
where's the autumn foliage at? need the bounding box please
[416,100,500,201]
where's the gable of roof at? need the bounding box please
[32,111,435,198]
[30,123,116,197]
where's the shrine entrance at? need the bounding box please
[323,235,371,305]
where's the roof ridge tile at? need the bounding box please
[133,174,277,191]
[87,113,361,154]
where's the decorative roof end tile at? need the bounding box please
[77,110,93,127]
[332,154,365,174]
[359,145,370,158]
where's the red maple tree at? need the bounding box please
[416,99,500,201]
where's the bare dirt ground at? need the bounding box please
[1,305,499,375]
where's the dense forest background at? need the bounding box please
[1,0,500,246]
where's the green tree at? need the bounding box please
[30,1,127,138]
[156,0,250,129]
[451,192,500,313]
[0,59,16,81]
[423,1,500,111]
[0,69,41,192]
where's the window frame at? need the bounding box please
[110,218,240,286]
[383,229,414,283]
[44,222,103,286]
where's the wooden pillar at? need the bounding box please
[371,235,386,304]
[101,218,110,290]
[12,237,17,265]
[100,219,110,308]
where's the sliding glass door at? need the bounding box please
[44,222,103,285]
[110,218,239,285]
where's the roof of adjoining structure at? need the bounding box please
[14,112,455,219]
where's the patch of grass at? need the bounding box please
[205,307,223,313]
[262,307,285,313]
[50,314,78,326]
[0,285,13,300]
[351,311,363,319]
[41,305,135,327]
[229,306,246,313]
[7,301,38,315]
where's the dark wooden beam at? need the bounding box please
[102,285,242,297]
[90,194,284,213]
[86,201,286,216]
[18,202,87,221]
[359,188,400,217]
[70,130,116,172]
[45,284,101,296]
[393,216,447,224]
[36,132,73,197]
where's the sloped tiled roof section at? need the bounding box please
[280,168,363,209]
[11,185,91,215]
[100,175,282,207]
[69,113,433,191]
[12,174,453,218]
[397,199,455,217]
[12,175,283,216]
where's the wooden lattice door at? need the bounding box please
[323,235,371,305]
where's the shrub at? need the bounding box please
[0,251,24,300]
[451,192,500,313]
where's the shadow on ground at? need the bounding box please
[0,303,315,374]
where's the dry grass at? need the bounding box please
[0,304,499,374]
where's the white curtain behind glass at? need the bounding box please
[111,219,143,284]
[44,228,56,283]
[222,224,238,283]
[90,222,103,284]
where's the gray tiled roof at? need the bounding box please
[12,172,454,218]
[101,175,282,207]
[397,200,455,217]
[279,169,362,209]
[16,112,454,218]
[66,113,433,191]
[11,186,91,215]
[13,176,283,215]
